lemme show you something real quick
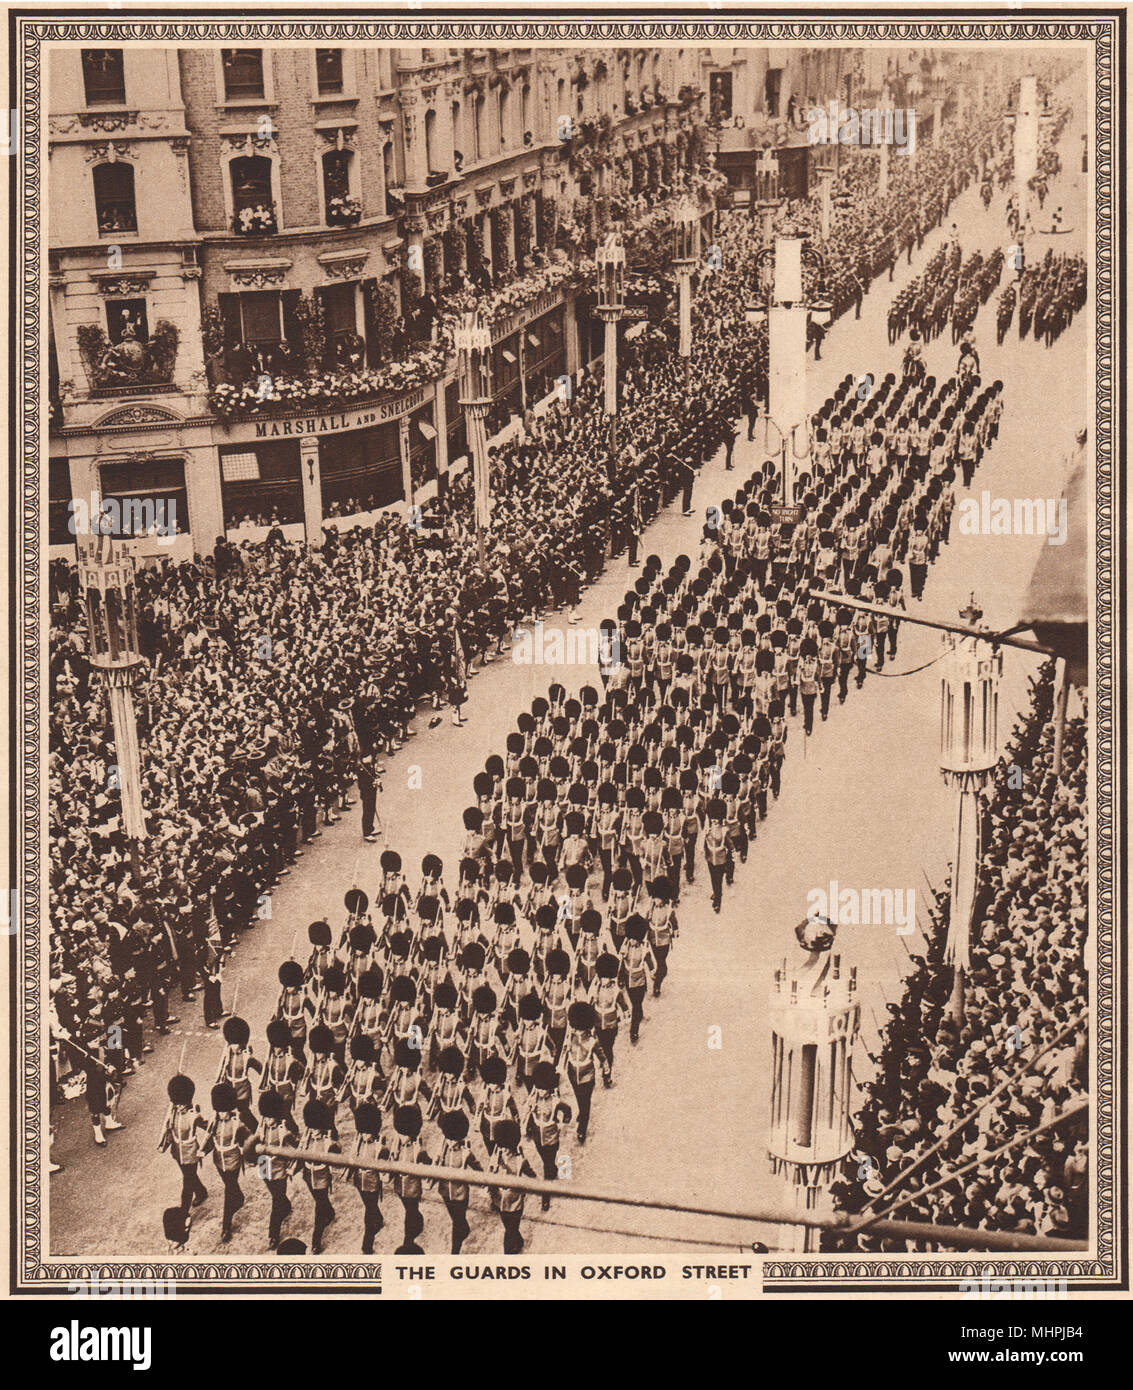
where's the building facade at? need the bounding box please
[47,42,721,558]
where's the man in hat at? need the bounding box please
[357,750,383,843]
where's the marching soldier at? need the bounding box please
[157,1073,209,1214]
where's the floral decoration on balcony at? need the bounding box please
[208,343,448,419]
[436,254,577,340]
[327,194,363,226]
[233,203,277,235]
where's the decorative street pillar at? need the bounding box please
[1013,73,1039,226]
[672,194,700,362]
[455,308,494,567]
[879,117,890,197]
[595,227,626,421]
[298,436,323,549]
[768,916,860,1252]
[78,533,148,874]
[818,166,834,240]
[938,596,1003,1022]
[932,96,944,145]
[768,236,809,508]
[398,415,414,514]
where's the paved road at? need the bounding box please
[49,97,1090,1260]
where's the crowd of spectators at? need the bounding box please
[827,667,1089,1249]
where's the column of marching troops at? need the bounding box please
[158,355,1004,1256]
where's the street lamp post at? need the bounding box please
[938,596,1003,1023]
[78,532,148,884]
[672,194,701,362]
[455,308,494,568]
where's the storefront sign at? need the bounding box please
[252,387,428,439]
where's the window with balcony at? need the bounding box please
[230,155,276,234]
[316,49,344,95]
[318,282,362,364]
[82,49,126,106]
[92,162,136,234]
[222,48,265,101]
[322,150,359,225]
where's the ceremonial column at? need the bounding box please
[932,96,944,145]
[672,194,700,363]
[595,227,626,425]
[79,533,148,879]
[455,308,493,566]
[1013,73,1039,225]
[766,237,824,508]
[938,597,1003,1022]
[878,116,890,197]
[298,436,323,548]
[768,917,860,1252]
[818,166,834,240]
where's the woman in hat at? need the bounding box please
[157,1073,209,1214]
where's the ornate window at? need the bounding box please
[221,48,265,101]
[322,149,359,225]
[230,154,276,234]
[105,298,149,344]
[92,162,136,234]
[82,49,126,106]
[316,49,344,95]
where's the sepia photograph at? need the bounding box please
[3,2,1126,1331]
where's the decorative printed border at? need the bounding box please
[11,10,1122,1296]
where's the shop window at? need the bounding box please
[219,439,303,531]
[98,458,189,539]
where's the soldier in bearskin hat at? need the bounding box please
[157,1073,209,1214]
[564,1000,610,1144]
[350,1101,385,1255]
[257,1089,298,1251]
[437,1109,482,1255]
[216,1015,262,1132]
[384,1103,430,1254]
[490,1118,539,1254]
[299,1097,341,1254]
[203,1082,250,1245]
[260,1016,304,1117]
